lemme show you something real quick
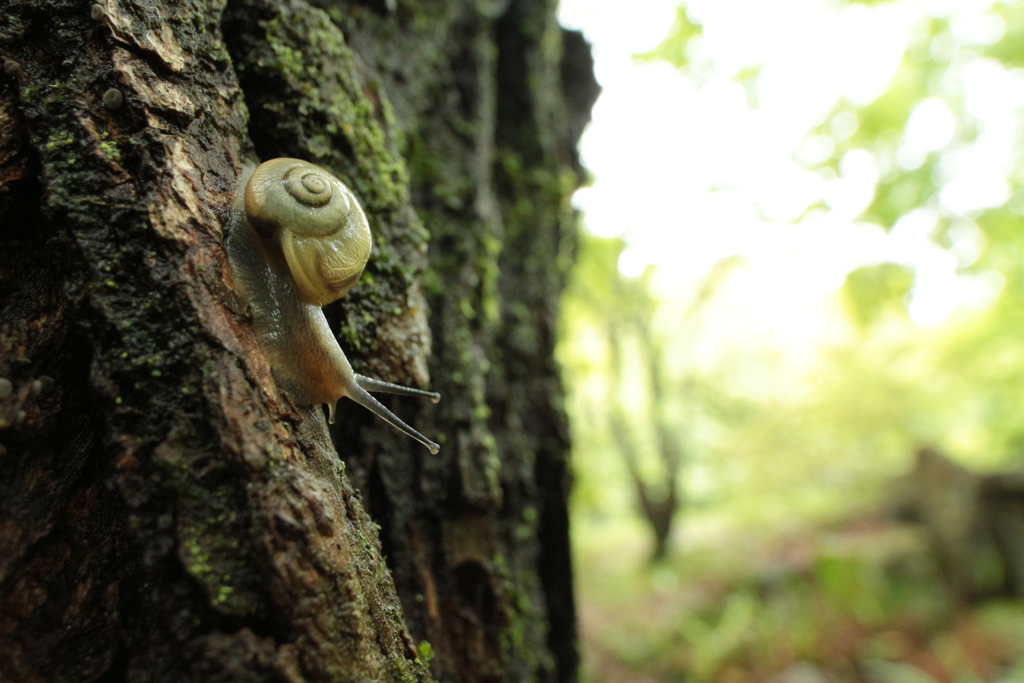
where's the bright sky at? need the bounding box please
[558,0,1020,344]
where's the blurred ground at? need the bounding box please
[576,514,1024,683]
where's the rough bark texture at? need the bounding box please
[0,0,597,681]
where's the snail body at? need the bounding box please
[226,158,439,453]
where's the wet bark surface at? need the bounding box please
[0,0,596,681]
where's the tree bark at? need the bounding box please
[0,0,596,681]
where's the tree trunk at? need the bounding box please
[0,0,597,681]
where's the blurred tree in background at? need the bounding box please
[563,236,739,560]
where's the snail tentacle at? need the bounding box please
[339,383,440,454]
[354,375,441,403]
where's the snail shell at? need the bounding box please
[226,159,439,453]
[244,158,372,306]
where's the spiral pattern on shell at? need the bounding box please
[283,164,333,210]
[244,158,372,306]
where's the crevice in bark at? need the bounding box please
[368,455,396,563]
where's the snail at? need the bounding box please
[225,158,440,454]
